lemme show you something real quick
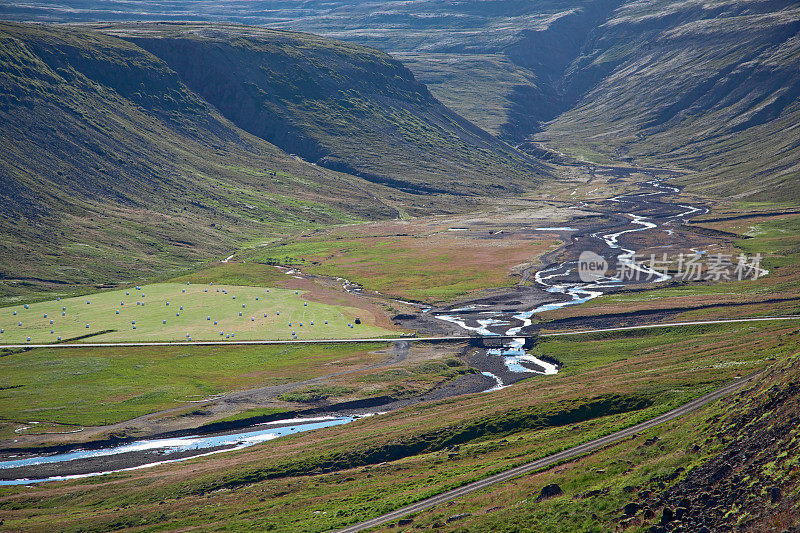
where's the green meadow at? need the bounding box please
[3,322,791,531]
[0,283,394,344]
[0,343,387,427]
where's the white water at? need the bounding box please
[673,205,704,218]
[480,372,505,392]
[595,214,671,283]
[0,415,365,486]
[435,178,701,374]
[435,315,504,336]
[487,338,559,375]
[503,353,559,375]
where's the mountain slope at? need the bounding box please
[15,0,793,202]
[0,21,550,300]
[99,23,544,196]
[0,22,404,299]
[537,0,800,201]
[0,1,590,140]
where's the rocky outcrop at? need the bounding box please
[631,359,800,531]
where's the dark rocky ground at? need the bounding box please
[615,356,800,532]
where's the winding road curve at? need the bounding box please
[335,372,760,533]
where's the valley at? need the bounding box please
[1,155,799,532]
[0,8,798,533]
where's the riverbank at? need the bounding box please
[0,165,756,488]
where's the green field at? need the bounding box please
[0,342,387,427]
[0,283,394,344]
[2,322,794,531]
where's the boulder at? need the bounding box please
[537,483,563,501]
[623,502,640,516]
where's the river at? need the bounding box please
[0,415,371,486]
[0,177,706,485]
[435,177,708,376]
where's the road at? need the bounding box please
[538,315,800,337]
[335,371,759,533]
[2,315,799,349]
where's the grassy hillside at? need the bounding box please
[0,0,593,149]
[393,53,543,137]
[539,0,800,202]
[0,22,408,301]
[380,347,800,531]
[100,23,545,196]
[0,22,546,302]
[4,3,796,202]
[387,0,800,202]
[1,319,794,530]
